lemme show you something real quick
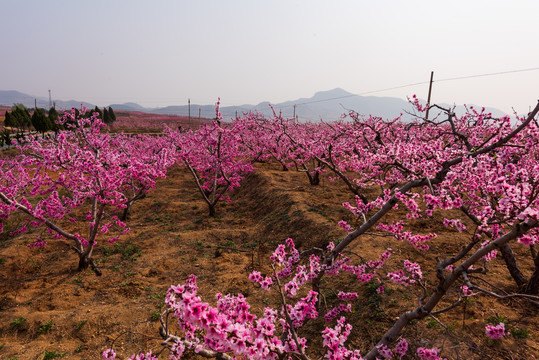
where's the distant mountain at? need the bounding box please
[140,89,427,121]
[0,88,506,121]
[0,90,94,110]
[266,88,416,121]
[144,88,507,121]
[53,98,95,110]
[250,88,507,121]
[108,102,147,112]
[0,90,49,108]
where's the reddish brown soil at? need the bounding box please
[0,163,537,359]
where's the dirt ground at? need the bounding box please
[0,162,537,359]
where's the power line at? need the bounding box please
[436,67,539,83]
[279,66,539,109]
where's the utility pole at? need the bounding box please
[293,104,296,119]
[425,71,434,120]
[199,108,201,120]
[48,90,52,109]
[188,98,191,122]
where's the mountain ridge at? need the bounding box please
[0,88,507,121]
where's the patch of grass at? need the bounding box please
[71,276,83,286]
[487,313,507,325]
[26,258,42,272]
[241,242,257,249]
[323,289,338,302]
[0,213,25,243]
[509,327,530,339]
[192,240,205,247]
[364,281,384,316]
[38,320,54,334]
[0,257,5,264]
[292,209,302,217]
[122,244,142,261]
[194,218,204,224]
[426,318,438,329]
[102,243,142,261]
[149,293,166,300]
[307,206,328,216]
[75,344,87,353]
[149,310,161,322]
[75,320,87,330]
[224,240,236,249]
[42,350,66,360]
[9,316,26,329]
[263,210,285,222]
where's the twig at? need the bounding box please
[463,272,539,305]
[271,264,310,360]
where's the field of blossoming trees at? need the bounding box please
[110,111,209,133]
[0,99,538,359]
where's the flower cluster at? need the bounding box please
[460,285,474,297]
[417,347,447,360]
[387,260,422,286]
[248,271,273,290]
[377,221,436,251]
[485,322,506,340]
[26,238,47,248]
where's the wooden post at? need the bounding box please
[425,71,434,120]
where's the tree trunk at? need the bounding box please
[78,254,90,271]
[208,204,216,217]
[524,268,539,295]
[307,171,320,186]
[499,243,527,288]
[524,253,539,295]
[121,192,146,221]
[121,203,132,221]
[77,253,102,276]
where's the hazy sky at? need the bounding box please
[2,0,538,115]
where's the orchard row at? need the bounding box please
[1,98,539,359]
